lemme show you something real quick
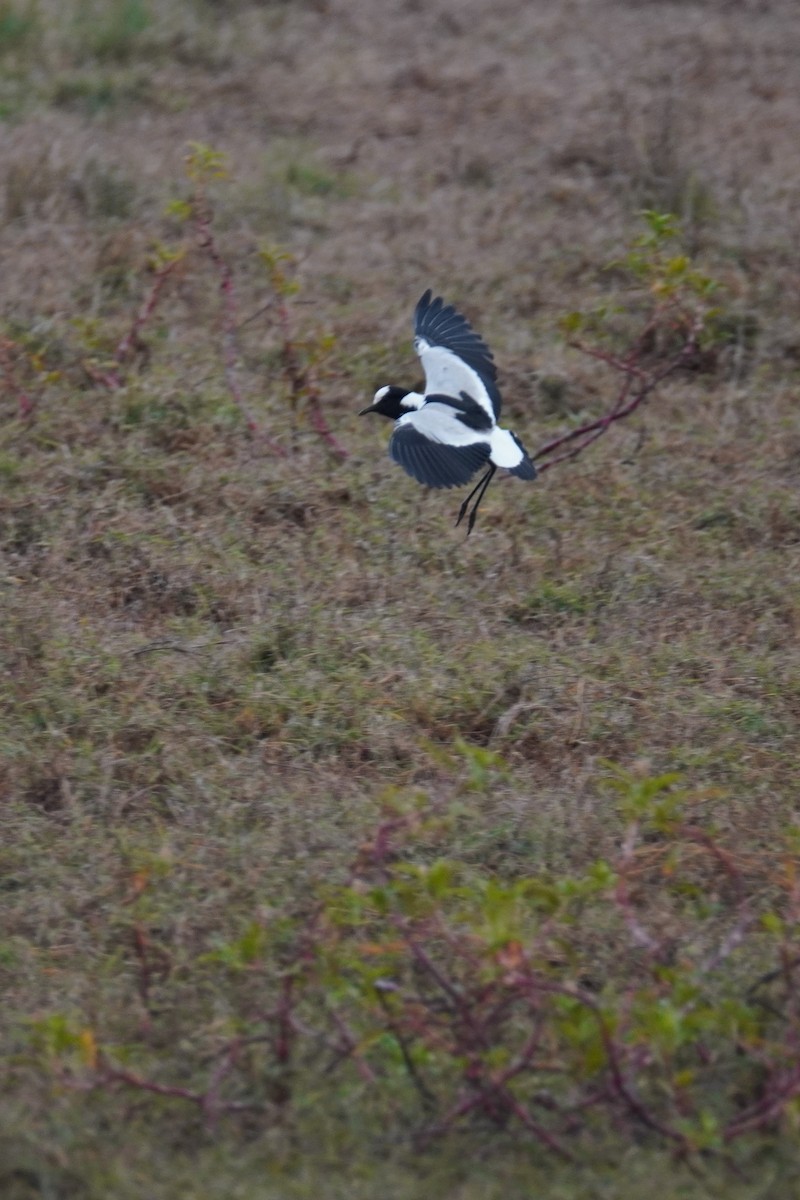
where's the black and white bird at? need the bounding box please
[360,289,536,533]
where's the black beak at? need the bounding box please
[358,405,376,416]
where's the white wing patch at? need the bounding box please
[414,338,496,422]
[397,403,490,447]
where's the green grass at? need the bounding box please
[3,0,800,1193]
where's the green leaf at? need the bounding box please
[424,859,456,899]
[164,198,192,221]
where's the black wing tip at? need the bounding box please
[412,289,503,419]
[509,431,537,479]
[414,288,436,327]
[414,289,456,334]
[414,292,497,365]
[511,458,537,480]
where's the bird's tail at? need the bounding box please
[509,432,537,480]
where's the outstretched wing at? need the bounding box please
[389,403,491,489]
[413,290,502,421]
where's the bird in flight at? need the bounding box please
[360,290,536,533]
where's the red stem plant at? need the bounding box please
[3,143,345,458]
[0,334,61,420]
[4,180,713,480]
[259,244,348,459]
[33,769,800,1161]
[0,337,35,419]
[533,210,721,472]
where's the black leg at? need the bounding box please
[466,463,496,533]
[456,467,492,529]
[455,464,496,534]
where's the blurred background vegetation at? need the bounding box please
[2,0,800,1195]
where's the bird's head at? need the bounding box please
[359,385,412,420]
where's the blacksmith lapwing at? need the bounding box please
[360,290,536,532]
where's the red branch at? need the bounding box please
[132,923,153,1027]
[724,1064,800,1141]
[420,1016,572,1159]
[324,1004,379,1085]
[613,820,663,955]
[0,337,36,419]
[96,1051,259,1125]
[115,256,182,366]
[504,1093,574,1160]
[193,201,285,456]
[533,308,704,471]
[273,291,348,460]
[47,806,800,1158]
[307,391,350,459]
[535,979,689,1148]
[82,360,122,390]
[273,972,296,1068]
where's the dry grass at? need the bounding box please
[2,0,800,1195]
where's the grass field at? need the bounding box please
[3,1,800,1195]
